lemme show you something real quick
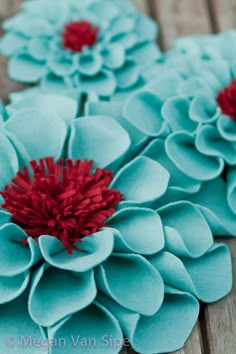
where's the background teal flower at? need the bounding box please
[0,0,160,99]
[0,94,232,353]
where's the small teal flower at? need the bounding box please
[0,0,160,98]
[0,94,232,353]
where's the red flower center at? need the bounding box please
[0,158,123,254]
[217,79,236,121]
[61,20,99,52]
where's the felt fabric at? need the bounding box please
[0,0,160,98]
[0,94,233,353]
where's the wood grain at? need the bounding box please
[204,239,236,354]
[150,0,212,49]
[0,0,27,101]
[209,0,236,31]
[131,0,150,15]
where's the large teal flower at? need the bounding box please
[0,94,232,353]
[0,0,160,98]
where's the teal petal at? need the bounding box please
[0,32,27,56]
[227,167,236,215]
[0,224,41,276]
[188,177,236,236]
[146,73,183,100]
[135,15,158,41]
[190,94,219,123]
[29,264,96,326]
[162,97,198,133]
[111,157,170,205]
[107,207,164,255]
[77,70,116,97]
[102,44,125,69]
[128,42,161,65]
[48,52,77,76]
[49,302,123,354]
[99,287,199,354]
[39,231,114,272]
[124,91,165,136]
[196,125,236,164]
[28,37,50,61]
[41,72,70,94]
[68,115,130,168]
[89,1,119,21]
[158,201,213,258]
[217,114,236,142]
[110,32,138,50]
[8,93,77,124]
[9,53,47,83]
[178,77,212,97]
[110,16,135,36]
[115,60,139,89]
[78,52,103,76]
[142,138,201,193]
[0,293,44,354]
[0,133,18,189]
[0,271,29,304]
[181,244,232,303]
[96,253,164,316]
[166,132,224,181]
[0,210,12,227]
[5,106,67,161]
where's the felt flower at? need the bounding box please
[0,94,232,354]
[0,0,160,98]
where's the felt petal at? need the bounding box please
[99,287,199,354]
[146,73,183,100]
[227,167,236,215]
[128,42,161,65]
[0,272,29,304]
[136,15,158,41]
[9,53,47,83]
[0,224,41,276]
[77,70,116,97]
[49,302,123,354]
[5,107,67,161]
[110,32,138,50]
[78,52,103,76]
[123,91,165,136]
[89,1,119,21]
[41,72,70,93]
[48,52,77,76]
[8,94,77,124]
[111,157,170,205]
[196,125,236,164]
[217,114,236,142]
[115,61,139,89]
[181,244,232,303]
[110,16,135,36]
[96,253,164,316]
[68,115,130,168]
[39,231,114,272]
[0,210,12,227]
[142,138,201,193]
[29,264,96,326]
[190,94,219,123]
[28,37,51,61]
[107,207,164,254]
[0,293,44,354]
[188,177,236,236]
[166,132,224,181]
[0,32,27,56]
[102,44,125,69]
[158,201,213,258]
[178,77,213,97]
[0,133,18,190]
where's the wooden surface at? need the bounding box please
[0,0,236,353]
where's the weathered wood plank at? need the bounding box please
[131,0,150,15]
[209,0,236,31]
[0,0,27,101]
[204,239,236,354]
[150,0,212,49]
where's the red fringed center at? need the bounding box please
[217,79,236,121]
[0,158,123,254]
[62,20,99,52]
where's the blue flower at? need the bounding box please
[0,94,232,353]
[0,0,160,98]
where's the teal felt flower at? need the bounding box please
[0,94,232,353]
[0,0,160,98]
